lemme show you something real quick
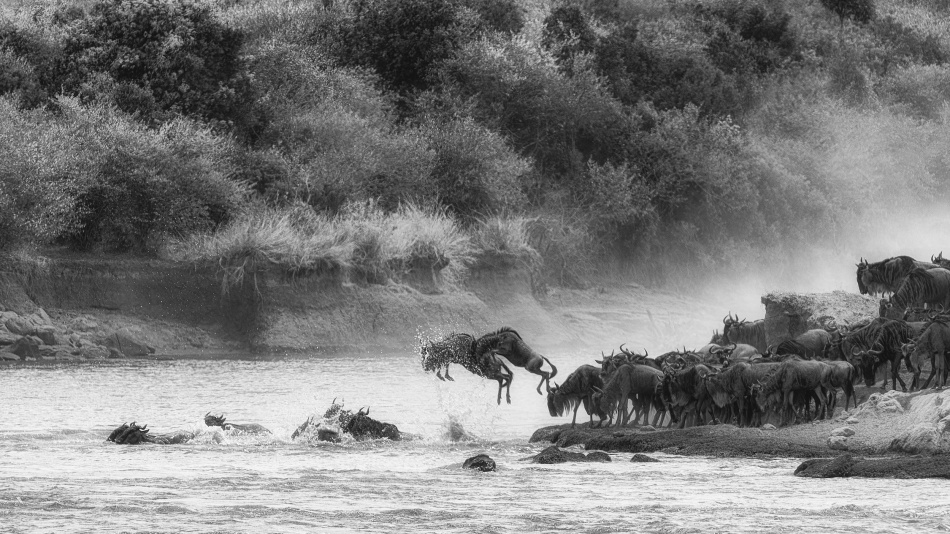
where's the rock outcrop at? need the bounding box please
[463,454,496,472]
[761,290,878,344]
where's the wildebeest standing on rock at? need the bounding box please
[723,313,767,354]
[547,364,608,428]
[902,314,950,389]
[886,268,950,312]
[594,364,668,427]
[754,360,833,426]
[856,256,938,296]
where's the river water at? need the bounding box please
[1,349,947,533]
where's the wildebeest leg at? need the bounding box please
[444,363,454,381]
[922,352,938,389]
[892,356,907,392]
[571,398,581,428]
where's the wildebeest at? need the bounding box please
[932,252,950,269]
[753,360,834,426]
[886,267,950,313]
[547,364,609,428]
[107,422,197,445]
[856,256,938,296]
[420,332,514,404]
[902,315,950,389]
[770,329,832,360]
[595,364,668,427]
[345,407,401,441]
[204,413,271,435]
[723,313,767,354]
[824,360,857,413]
[475,327,558,396]
[663,363,716,428]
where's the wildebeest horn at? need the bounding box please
[592,386,604,394]
[643,348,648,358]
[851,346,861,357]
[870,343,883,355]
[594,359,603,364]
[723,313,731,324]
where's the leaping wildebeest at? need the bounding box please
[420,332,514,404]
[420,327,556,404]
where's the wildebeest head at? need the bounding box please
[851,343,884,387]
[856,258,869,295]
[204,413,228,428]
[108,422,152,445]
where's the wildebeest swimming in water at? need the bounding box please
[292,399,402,442]
[420,327,557,404]
[107,422,197,445]
[204,413,272,435]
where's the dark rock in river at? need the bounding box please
[630,453,659,462]
[794,454,950,479]
[463,454,496,472]
[528,446,611,464]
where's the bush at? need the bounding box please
[0,97,84,249]
[42,98,247,252]
[469,0,524,34]
[437,35,629,178]
[60,0,260,136]
[0,49,46,108]
[541,4,597,67]
[326,0,476,93]
[820,0,875,26]
[421,116,530,220]
[879,65,950,120]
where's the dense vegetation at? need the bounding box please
[2,0,949,290]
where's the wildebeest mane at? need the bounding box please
[860,256,937,296]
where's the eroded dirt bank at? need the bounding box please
[0,252,722,358]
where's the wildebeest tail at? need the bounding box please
[543,356,557,379]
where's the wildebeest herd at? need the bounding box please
[422,254,950,430]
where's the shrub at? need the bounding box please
[820,0,875,26]
[469,0,524,34]
[0,98,84,249]
[40,98,247,252]
[421,116,530,220]
[0,49,46,108]
[326,0,476,93]
[541,4,597,66]
[60,0,260,136]
[437,35,629,178]
[879,64,950,120]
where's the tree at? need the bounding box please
[820,0,875,27]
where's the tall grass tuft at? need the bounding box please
[172,201,474,294]
[470,215,540,270]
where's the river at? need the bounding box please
[1,350,947,533]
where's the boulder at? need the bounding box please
[761,290,877,345]
[33,326,62,346]
[38,345,79,360]
[846,417,859,424]
[795,454,857,478]
[630,453,659,462]
[828,436,849,450]
[102,328,155,357]
[528,446,612,464]
[69,316,100,332]
[79,344,110,360]
[0,351,18,361]
[10,336,40,359]
[0,329,18,346]
[761,424,776,430]
[463,454,496,472]
[4,316,35,336]
[831,427,855,437]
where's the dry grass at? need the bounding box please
[171,202,476,293]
